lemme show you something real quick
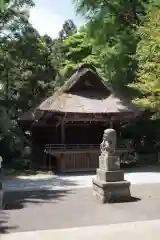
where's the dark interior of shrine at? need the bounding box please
[65,123,108,145]
[31,120,123,146]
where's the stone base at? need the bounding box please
[92,178,131,204]
[96,168,124,182]
[99,155,120,171]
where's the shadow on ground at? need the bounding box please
[4,189,74,210]
[2,184,160,234]
[0,211,17,234]
[4,176,79,191]
[107,196,141,204]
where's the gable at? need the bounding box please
[67,69,109,94]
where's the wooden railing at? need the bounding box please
[45,144,100,151]
[45,143,132,151]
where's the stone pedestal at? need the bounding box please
[93,154,131,203]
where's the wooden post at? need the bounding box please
[49,154,51,171]
[61,117,65,144]
[110,120,113,128]
[60,118,65,173]
[43,152,47,170]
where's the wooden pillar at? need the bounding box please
[110,120,113,128]
[60,118,65,172]
[60,117,65,144]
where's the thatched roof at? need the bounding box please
[19,64,143,123]
[37,64,142,115]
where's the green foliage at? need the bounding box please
[62,31,99,74]
[54,30,101,87]
[0,0,34,41]
[59,19,77,40]
[73,0,160,117]
[0,0,55,165]
[129,2,160,116]
[0,106,24,163]
[0,0,8,11]
[73,0,149,89]
[0,27,56,114]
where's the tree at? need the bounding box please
[129,2,160,117]
[0,0,34,40]
[59,19,77,40]
[54,28,101,87]
[0,28,57,164]
[73,0,149,90]
[0,0,51,164]
[0,0,35,113]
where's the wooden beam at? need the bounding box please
[63,117,109,122]
[66,122,107,126]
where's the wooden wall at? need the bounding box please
[58,152,99,172]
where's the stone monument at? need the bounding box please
[92,128,131,203]
[0,156,4,209]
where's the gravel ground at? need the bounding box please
[1,183,160,234]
